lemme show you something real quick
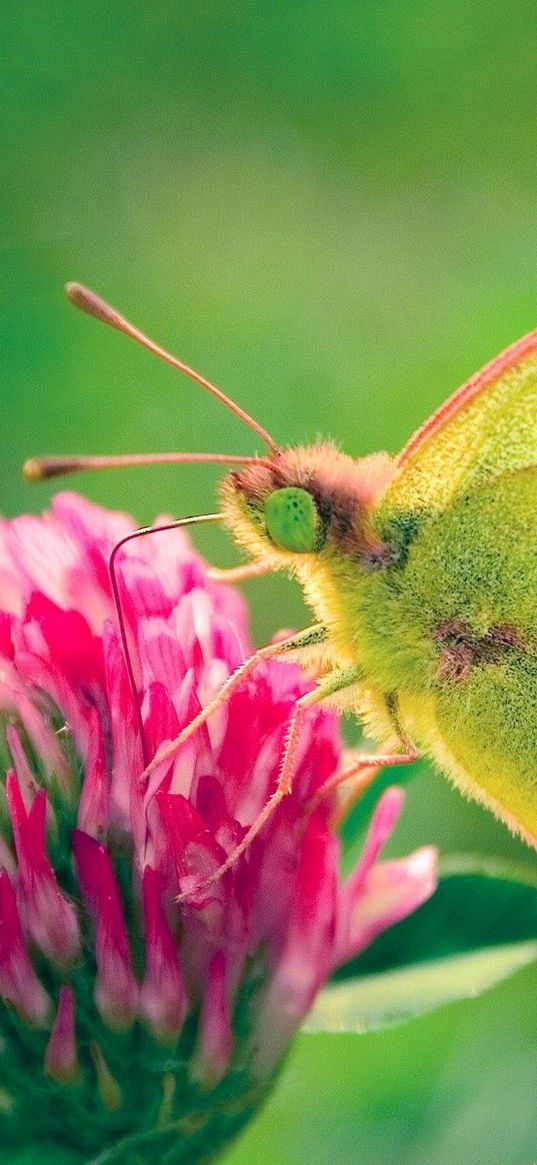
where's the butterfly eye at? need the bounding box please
[264,487,324,553]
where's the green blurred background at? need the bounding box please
[2,3,537,1161]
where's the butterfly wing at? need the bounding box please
[379,465,537,847]
[378,327,537,522]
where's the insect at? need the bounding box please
[24,284,537,896]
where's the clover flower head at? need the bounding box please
[0,492,436,1164]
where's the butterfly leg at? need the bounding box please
[141,622,329,783]
[176,664,361,903]
[308,742,420,825]
[206,560,276,583]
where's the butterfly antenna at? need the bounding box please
[65,282,279,453]
[23,450,274,481]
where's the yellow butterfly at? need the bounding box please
[25,286,537,891]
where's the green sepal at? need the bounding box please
[0,967,276,1165]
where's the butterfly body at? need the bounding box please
[221,341,537,849]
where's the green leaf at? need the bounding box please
[304,940,537,1033]
[438,851,537,888]
[305,853,537,1033]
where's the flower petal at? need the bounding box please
[7,774,80,965]
[73,830,138,1029]
[45,985,79,1083]
[0,870,51,1027]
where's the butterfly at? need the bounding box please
[25,285,537,894]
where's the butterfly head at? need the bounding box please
[220,443,395,567]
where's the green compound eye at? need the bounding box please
[264,487,323,553]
